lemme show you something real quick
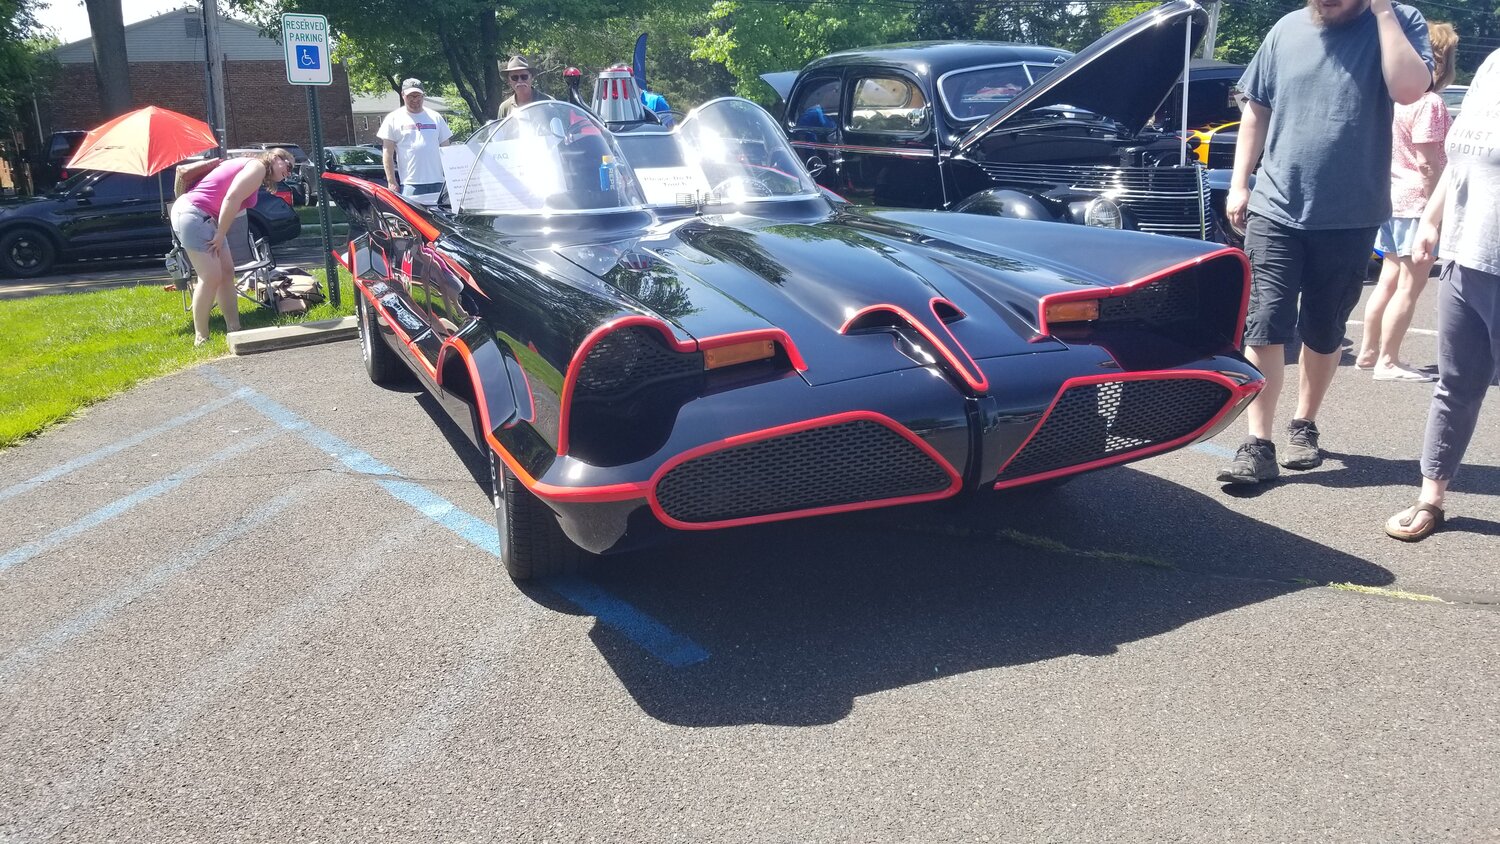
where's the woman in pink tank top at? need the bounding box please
[170,148,294,345]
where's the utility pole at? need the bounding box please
[202,0,228,148]
[1201,0,1221,60]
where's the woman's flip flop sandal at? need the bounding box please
[1384,502,1445,542]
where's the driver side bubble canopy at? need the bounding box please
[674,98,821,207]
[450,101,647,216]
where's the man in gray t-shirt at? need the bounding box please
[1216,0,1432,487]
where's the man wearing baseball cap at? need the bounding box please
[498,56,552,120]
[377,77,452,203]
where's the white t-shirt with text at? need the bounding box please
[376,107,452,186]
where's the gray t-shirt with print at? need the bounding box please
[1441,50,1500,276]
[1240,4,1433,230]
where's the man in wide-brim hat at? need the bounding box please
[498,56,552,120]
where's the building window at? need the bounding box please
[184,14,203,39]
[361,116,369,130]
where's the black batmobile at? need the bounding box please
[323,98,1262,580]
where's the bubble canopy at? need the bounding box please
[445,98,821,216]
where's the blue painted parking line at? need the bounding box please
[551,576,710,667]
[198,366,711,668]
[0,487,309,684]
[0,390,248,505]
[0,429,281,575]
[1192,442,1237,459]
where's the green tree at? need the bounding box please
[691,0,913,102]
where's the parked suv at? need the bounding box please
[0,167,301,277]
[32,130,87,192]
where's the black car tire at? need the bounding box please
[358,293,409,385]
[0,227,57,278]
[488,447,587,581]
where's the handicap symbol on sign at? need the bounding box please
[296,45,320,69]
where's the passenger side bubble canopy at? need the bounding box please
[675,99,820,206]
[446,101,646,215]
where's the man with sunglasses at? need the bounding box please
[498,56,552,120]
[377,77,452,204]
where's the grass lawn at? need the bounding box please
[295,204,348,226]
[0,266,355,449]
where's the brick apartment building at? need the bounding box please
[44,8,353,151]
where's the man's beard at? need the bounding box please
[1307,0,1370,26]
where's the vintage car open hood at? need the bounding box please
[555,207,1221,387]
[955,0,1207,154]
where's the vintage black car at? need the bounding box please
[324,98,1261,581]
[0,167,302,278]
[767,0,1217,240]
[322,145,388,188]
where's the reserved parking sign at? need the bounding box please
[282,13,331,85]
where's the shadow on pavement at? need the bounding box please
[522,464,1395,727]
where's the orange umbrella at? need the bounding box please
[66,106,218,177]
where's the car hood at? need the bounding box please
[553,206,1223,387]
[759,71,799,103]
[955,0,1207,154]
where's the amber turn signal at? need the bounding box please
[704,339,775,370]
[1044,299,1100,325]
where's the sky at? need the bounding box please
[35,0,203,46]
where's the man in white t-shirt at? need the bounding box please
[377,78,452,203]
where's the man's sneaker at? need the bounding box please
[1217,437,1280,484]
[1281,418,1323,470]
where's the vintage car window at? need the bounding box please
[846,76,929,135]
[447,101,646,215]
[937,62,1061,123]
[675,98,820,205]
[788,77,840,134]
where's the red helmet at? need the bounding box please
[564,67,581,78]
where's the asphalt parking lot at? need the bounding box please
[1,285,1496,841]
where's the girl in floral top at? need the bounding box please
[1358,21,1459,382]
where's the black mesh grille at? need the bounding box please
[575,327,700,401]
[656,420,952,523]
[997,378,1230,480]
[1098,279,1198,326]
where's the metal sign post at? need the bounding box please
[281,12,340,308]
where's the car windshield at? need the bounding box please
[672,98,819,206]
[939,63,1064,121]
[1440,87,1466,108]
[449,100,646,215]
[330,147,381,166]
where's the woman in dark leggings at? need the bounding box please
[1385,47,1500,541]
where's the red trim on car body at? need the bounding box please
[646,410,963,530]
[990,369,1263,491]
[838,301,989,392]
[1035,247,1251,346]
[325,172,442,241]
[556,316,810,457]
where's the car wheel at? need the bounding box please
[487,447,586,581]
[358,292,408,385]
[0,228,57,278]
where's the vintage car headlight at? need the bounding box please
[1084,198,1123,229]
